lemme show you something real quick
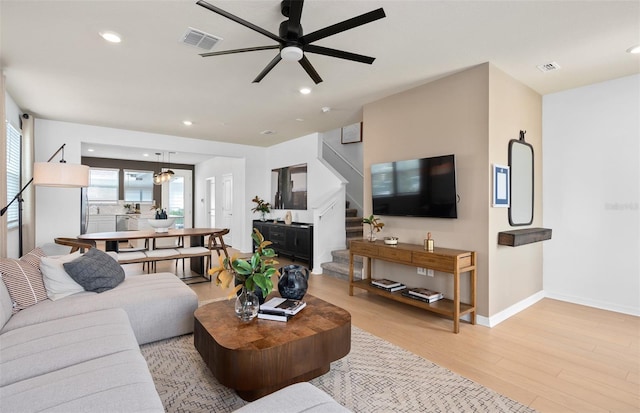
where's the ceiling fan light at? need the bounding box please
[281,46,303,62]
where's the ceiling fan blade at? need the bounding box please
[300,8,385,45]
[299,56,323,84]
[287,0,304,35]
[253,54,283,83]
[304,45,375,64]
[196,0,284,44]
[200,45,279,57]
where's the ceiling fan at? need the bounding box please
[196,0,386,84]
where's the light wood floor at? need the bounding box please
[137,258,639,413]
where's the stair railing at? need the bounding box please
[321,141,364,216]
[322,142,363,178]
[312,187,346,274]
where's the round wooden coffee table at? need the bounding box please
[194,294,351,401]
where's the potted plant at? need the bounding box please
[208,228,279,320]
[363,214,384,242]
[251,195,271,221]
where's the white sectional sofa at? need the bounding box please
[0,245,348,413]
[0,243,198,412]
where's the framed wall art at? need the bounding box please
[341,122,362,144]
[492,164,510,207]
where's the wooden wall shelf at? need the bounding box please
[498,227,552,247]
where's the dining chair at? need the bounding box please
[54,237,95,253]
[175,228,230,280]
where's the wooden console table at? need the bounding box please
[349,240,476,333]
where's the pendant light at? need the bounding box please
[153,153,162,185]
[164,152,175,180]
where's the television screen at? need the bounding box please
[371,154,458,218]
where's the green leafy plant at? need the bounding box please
[251,195,271,214]
[208,228,279,299]
[363,214,384,232]
[363,214,384,240]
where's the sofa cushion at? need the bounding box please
[40,252,85,301]
[0,282,14,330]
[0,308,138,387]
[232,382,351,413]
[1,273,198,345]
[63,248,125,293]
[0,248,48,313]
[0,349,164,413]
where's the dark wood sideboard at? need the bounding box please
[252,220,313,268]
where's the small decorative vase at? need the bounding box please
[235,278,266,304]
[260,211,267,222]
[278,264,309,300]
[284,211,293,225]
[367,226,376,242]
[235,287,259,322]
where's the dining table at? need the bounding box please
[78,227,228,275]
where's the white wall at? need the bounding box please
[195,156,259,252]
[543,74,640,315]
[266,133,343,223]
[33,119,264,252]
[266,133,346,272]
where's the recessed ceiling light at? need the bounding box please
[143,153,149,157]
[260,130,276,135]
[183,120,193,126]
[299,88,311,95]
[295,118,304,122]
[87,148,95,152]
[321,106,331,113]
[99,31,122,43]
[626,45,640,54]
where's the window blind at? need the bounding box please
[5,122,21,228]
[87,168,119,202]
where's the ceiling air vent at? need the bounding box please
[181,27,222,51]
[536,61,561,73]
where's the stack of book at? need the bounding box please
[257,297,307,322]
[402,287,444,303]
[370,278,407,292]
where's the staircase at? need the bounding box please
[320,207,363,281]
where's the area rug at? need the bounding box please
[140,326,535,413]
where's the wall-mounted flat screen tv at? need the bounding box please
[371,154,458,218]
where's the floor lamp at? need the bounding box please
[1,143,89,256]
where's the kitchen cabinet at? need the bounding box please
[87,215,116,233]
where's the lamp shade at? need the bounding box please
[33,162,90,187]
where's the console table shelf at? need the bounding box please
[348,240,477,333]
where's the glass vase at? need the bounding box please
[368,226,376,242]
[235,287,259,322]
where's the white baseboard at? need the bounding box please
[475,290,639,328]
[476,290,546,328]
[545,292,640,317]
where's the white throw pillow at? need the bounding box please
[40,252,85,301]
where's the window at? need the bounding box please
[124,170,153,202]
[87,168,119,202]
[5,122,21,228]
[168,177,185,228]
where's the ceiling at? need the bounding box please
[2,0,639,157]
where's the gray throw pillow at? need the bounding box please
[63,248,125,293]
